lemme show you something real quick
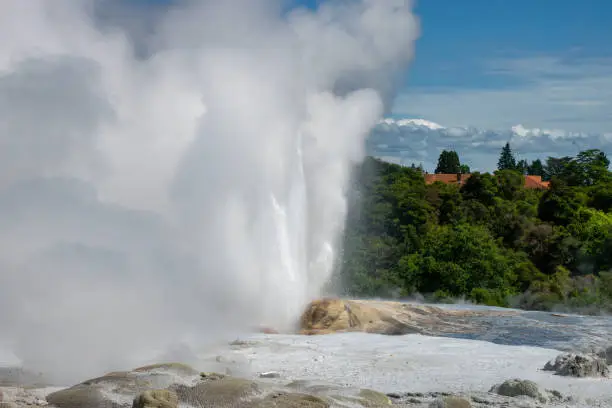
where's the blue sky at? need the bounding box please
[394,0,612,131]
[136,0,612,170]
[292,0,612,170]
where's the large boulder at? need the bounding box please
[489,378,566,405]
[174,375,262,406]
[543,353,609,378]
[299,298,513,336]
[489,379,543,401]
[47,363,202,408]
[299,298,382,334]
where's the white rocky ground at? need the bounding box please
[1,302,611,407]
[192,332,612,406]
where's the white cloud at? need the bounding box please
[369,118,612,171]
[392,56,612,135]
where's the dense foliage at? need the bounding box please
[339,146,612,313]
[435,150,463,174]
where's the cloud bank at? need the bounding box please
[370,118,612,171]
[392,56,612,135]
[0,0,419,383]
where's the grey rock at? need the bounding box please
[543,353,609,377]
[489,379,543,401]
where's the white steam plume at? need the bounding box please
[0,0,419,383]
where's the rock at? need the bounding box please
[489,379,543,401]
[489,378,567,404]
[47,362,201,408]
[429,396,471,408]
[298,298,515,336]
[299,298,369,334]
[49,389,105,408]
[43,363,404,408]
[132,389,178,408]
[543,353,609,377]
[46,385,112,408]
[175,376,261,406]
[0,402,17,408]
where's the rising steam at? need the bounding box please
[0,0,419,383]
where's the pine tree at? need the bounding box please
[497,142,517,171]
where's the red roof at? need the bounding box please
[424,173,550,189]
[524,175,550,189]
[424,173,471,185]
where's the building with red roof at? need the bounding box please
[424,173,550,189]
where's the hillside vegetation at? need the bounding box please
[339,146,612,313]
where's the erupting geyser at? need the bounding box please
[0,0,419,383]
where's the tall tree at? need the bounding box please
[497,142,517,171]
[528,159,545,177]
[517,159,529,175]
[435,150,461,174]
[546,150,610,186]
[544,156,572,181]
[572,149,610,186]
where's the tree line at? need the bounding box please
[339,143,612,313]
[434,142,600,182]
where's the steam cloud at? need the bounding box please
[0,0,419,383]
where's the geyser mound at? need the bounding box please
[0,0,419,383]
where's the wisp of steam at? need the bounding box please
[0,0,419,383]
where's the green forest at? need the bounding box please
[339,144,612,313]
